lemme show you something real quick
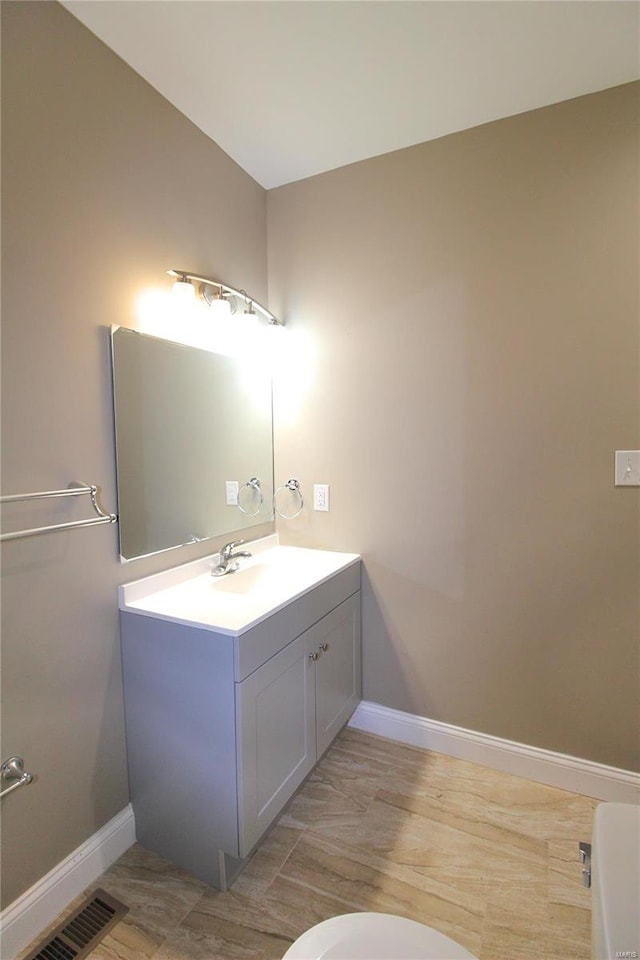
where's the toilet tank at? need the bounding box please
[591,802,640,960]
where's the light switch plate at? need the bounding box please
[225,480,239,505]
[614,451,640,486]
[313,484,330,511]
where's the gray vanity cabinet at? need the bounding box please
[120,562,360,889]
[236,592,361,856]
[236,629,316,856]
[313,594,361,756]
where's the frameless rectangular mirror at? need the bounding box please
[110,326,274,561]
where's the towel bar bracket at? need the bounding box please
[1,756,34,799]
[0,481,117,542]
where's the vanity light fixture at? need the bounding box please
[167,270,283,326]
[205,285,233,320]
[171,273,197,304]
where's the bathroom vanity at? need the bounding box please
[119,537,361,888]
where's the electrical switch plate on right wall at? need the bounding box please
[614,451,640,486]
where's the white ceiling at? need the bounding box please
[62,1,639,189]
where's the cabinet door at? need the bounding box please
[236,630,316,857]
[314,593,361,757]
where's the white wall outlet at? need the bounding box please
[313,483,330,511]
[225,480,239,505]
[614,451,640,486]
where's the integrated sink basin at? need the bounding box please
[211,561,292,595]
[118,535,360,636]
[210,548,343,597]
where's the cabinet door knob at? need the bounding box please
[320,643,329,652]
[309,652,319,661]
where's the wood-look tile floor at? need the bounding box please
[19,728,599,960]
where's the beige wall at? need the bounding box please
[0,1,271,908]
[268,82,640,772]
[2,0,638,918]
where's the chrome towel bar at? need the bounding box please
[0,481,118,542]
[1,756,34,799]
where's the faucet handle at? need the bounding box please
[221,539,245,559]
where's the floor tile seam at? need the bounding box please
[346,729,537,784]
[324,754,406,779]
[477,890,493,960]
[546,880,592,913]
[300,819,549,885]
[399,785,501,811]
[372,790,550,862]
[342,728,438,761]
[315,758,386,785]
[482,916,591,957]
[110,873,210,952]
[301,819,476,878]
[546,837,598,910]
[104,909,177,957]
[292,827,489,917]
[546,839,569,900]
[179,902,297,949]
[481,812,598,837]
[308,774,379,811]
[152,910,295,957]
[99,874,210,919]
[148,921,221,959]
[548,863,591,909]
[479,927,582,960]
[456,814,551,859]
[143,924,173,960]
[126,883,209,938]
[337,734,478,787]
[277,825,412,889]
[183,889,303,940]
[347,731,613,816]
[537,830,598,845]
[297,824,412,872]
[266,822,309,893]
[319,744,402,779]
[452,802,556,851]
[260,867,371,916]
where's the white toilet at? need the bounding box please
[282,912,479,960]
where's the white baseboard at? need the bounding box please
[0,805,136,960]
[349,701,640,804]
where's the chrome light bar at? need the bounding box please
[168,269,283,325]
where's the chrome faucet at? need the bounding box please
[211,539,252,577]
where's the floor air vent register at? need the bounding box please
[22,890,129,960]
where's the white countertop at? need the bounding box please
[119,535,360,636]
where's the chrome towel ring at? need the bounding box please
[274,478,304,519]
[237,477,264,517]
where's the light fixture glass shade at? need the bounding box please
[209,297,232,320]
[172,277,196,304]
[236,308,259,332]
